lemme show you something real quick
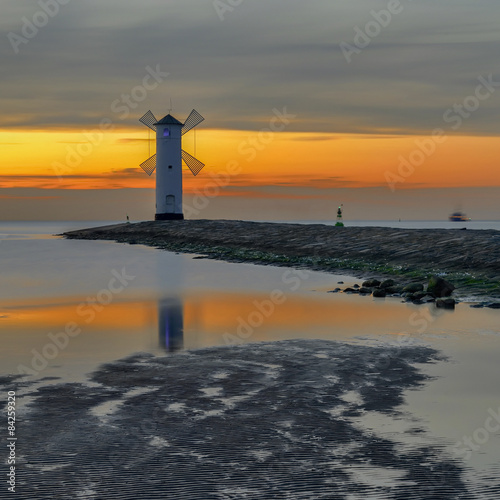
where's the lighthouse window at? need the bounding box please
[163,128,170,137]
[168,165,173,169]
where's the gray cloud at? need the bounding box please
[1,0,500,135]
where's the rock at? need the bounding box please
[470,303,484,308]
[403,283,424,293]
[327,288,341,293]
[380,279,396,289]
[385,286,403,294]
[343,287,359,293]
[373,288,387,298]
[412,299,424,305]
[436,298,456,309]
[353,284,360,288]
[486,302,500,309]
[338,281,344,285]
[359,287,372,294]
[413,291,427,300]
[362,279,381,287]
[421,295,436,303]
[427,276,455,297]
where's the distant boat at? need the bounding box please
[449,211,471,222]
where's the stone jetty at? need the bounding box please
[64,220,500,299]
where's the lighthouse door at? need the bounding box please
[166,195,175,213]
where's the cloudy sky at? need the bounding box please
[1,0,499,220]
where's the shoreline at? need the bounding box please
[63,220,500,301]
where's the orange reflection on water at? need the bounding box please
[182,291,421,349]
[1,299,155,333]
[2,290,498,379]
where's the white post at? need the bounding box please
[155,116,184,220]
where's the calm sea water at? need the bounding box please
[1,220,499,491]
[281,219,500,231]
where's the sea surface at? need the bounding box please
[1,220,499,497]
[280,219,500,231]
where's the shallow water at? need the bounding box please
[1,221,499,497]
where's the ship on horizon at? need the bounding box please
[449,211,471,222]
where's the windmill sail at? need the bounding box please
[139,109,204,177]
[140,154,157,176]
[181,149,205,176]
[182,109,204,136]
[139,110,157,131]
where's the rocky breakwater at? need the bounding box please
[63,220,500,301]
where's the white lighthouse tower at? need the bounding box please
[154,114,183,219]
[138,109,205,220]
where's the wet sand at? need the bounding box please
[2,339,480,500]
[63,220,500,300]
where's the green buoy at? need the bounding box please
[335,204,344,227]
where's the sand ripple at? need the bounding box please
[1,340,496,499]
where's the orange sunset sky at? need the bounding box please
[1,1,499,221]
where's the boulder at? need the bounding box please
[372,288,387,298]
[403,283,424,293]
[380,279,396,289]
[343,287,359,293]
[427,276,455,297]
[362,278,381,288]
[359,287,372,294]
[436,298,456,309]
[327,288,341,293]
[385,285,403,294]
[486,302,500,309]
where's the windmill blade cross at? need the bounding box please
[139,110,157,131]
[182,149,205,176]
[182,109,204,136]
[140,154,157,176]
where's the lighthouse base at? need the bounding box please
[155,213,184,221]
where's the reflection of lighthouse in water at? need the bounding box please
[158,297,184,352]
